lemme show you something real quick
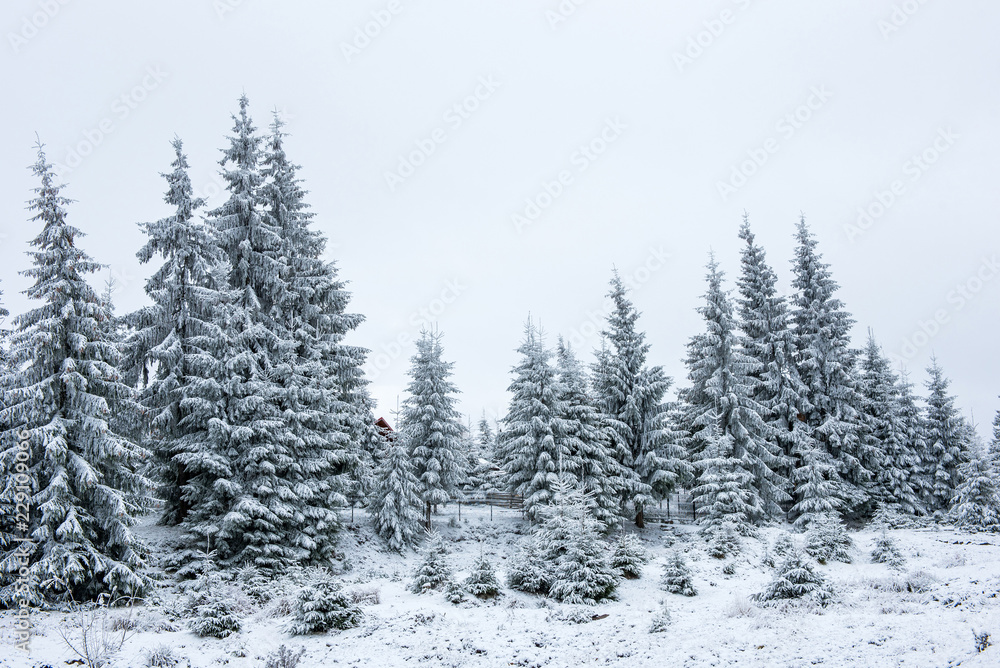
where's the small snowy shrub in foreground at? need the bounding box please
[189,598,241,638]
[973,629,992,653]
[804,513,853,564]
[870,531,906,569]
[146,644,178,667]
[409,531,453,594]
[649,602,672,633]
[706,521,742,559]
[289,579,363,635]
[465,554,502,599]
[755,551,833,606]
[660,551,697,596]
[507,540,550,595]
[185,573,243,638]
[611,533,649,579]
[264,645,307,668]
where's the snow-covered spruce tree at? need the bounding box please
[465,413,501,501]
[0,144,149,605]
[896,370,935,507]
[592,272,689,528]
[465,552,501,599]
[923,358,973,516]
[409,531,453,593]
[368,432,423,552]
[556,338,622,529]
[755,550,831,604]
[506,537,550,595]
[400,329,465,529]
[790,216,870,518]
[857,332,922,515]
[199,95,302,571]
[260,112,374,563]
[870,529,906,568]
[124,137,232,528]
[289,576,363,634]
[789,443,841,530]
[990,407,1000,467]
[497,320,570,523]
[950,453,1000,532]
[686,257,783,532]
[537,478,620,605]
[659,550,697,596]
[803,512,853,564]
[735,215,807,496]
[611,532,648,579]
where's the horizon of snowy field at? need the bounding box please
[3,504,1000,668]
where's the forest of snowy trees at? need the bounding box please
[1,96,999,610]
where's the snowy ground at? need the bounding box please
[3,505,1000,668]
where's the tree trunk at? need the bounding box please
[635,506,645,529]
[425,501,432,530]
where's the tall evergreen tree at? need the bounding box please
[989,405,1000,467]
[950,452,1000,532]
[555,338,622,530]
[896,370,934,506]
[857,333,922,514]
[125,137,232,528]
[735,216,807,492]
[0,144,149,604]
[592,272,686,528]
[0,283,8,375]
[498,321,570,523]
[368,432,423,551]
[200,95,303,570]
[923,357,972,515]
[790,216,870,516]
[260,113,373,562]
[684,257,785,531]
[400,330,465,529]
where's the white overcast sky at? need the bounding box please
[1,0,998,437]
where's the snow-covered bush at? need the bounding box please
[804,513,853,564]
[263,645,306,668]
[869,504,916,531]
[762,533,795,569]
[649,602,672,633]
[289,578,363,635]
[465,554,501,599]
[773,532,796,557]
[706,521,742,559]
[409,531,453,594]
[444,581,467,604]
[235,565,271,603]
[611,533,649,579]
[506,540,550,595]
[545,605,596,624]
[146,644,178,667]
[659,551,697,597]
[189,598,241,638]
[755,551,832,606]
[182,571,244,638]
[973,629,992,653]
[870,531,906,569]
